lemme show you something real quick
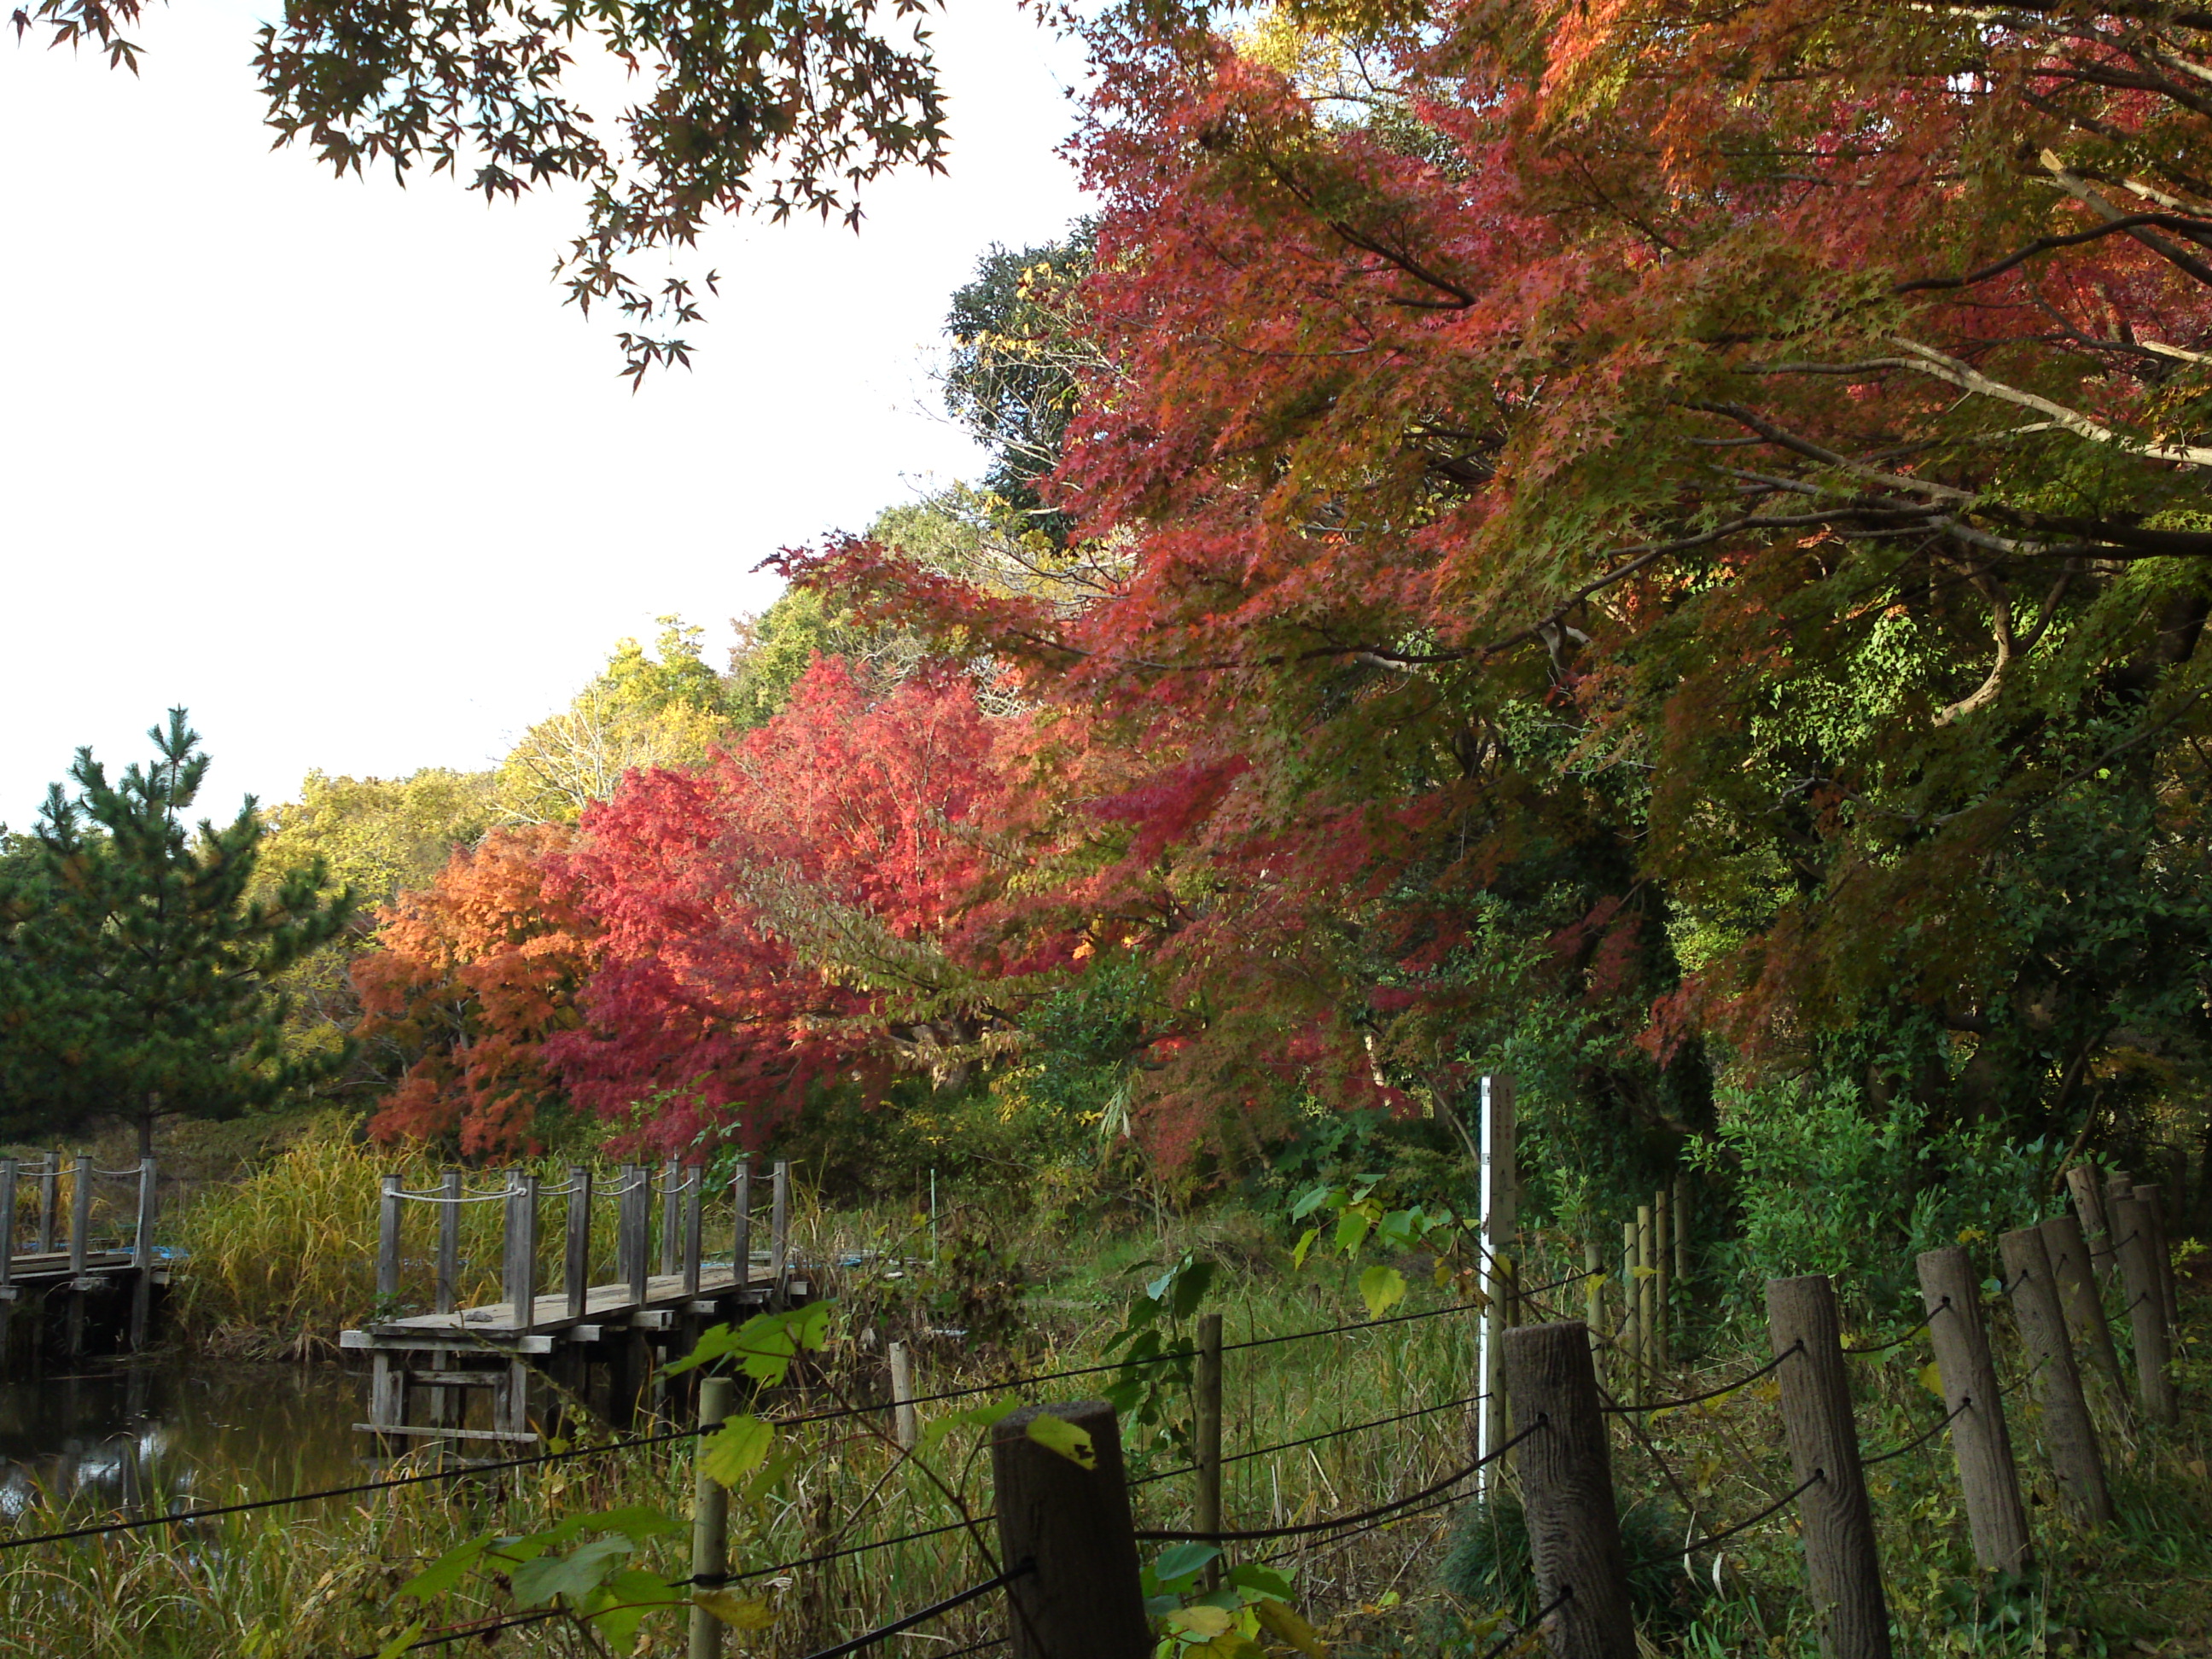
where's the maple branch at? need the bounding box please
[1255,157,1476,310]
[1891,209,2212,293]
[1888,335,2212,465]
[1689,400,1979,502]
[1934,573,2015,726]
[2035,148,2212,284]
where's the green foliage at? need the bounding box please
[1438,1490,1704,1636]
[1143,1545,1316,1659]
[0,710,355,1150]
[1101,1250,1216,1460]
[725,586,923,731]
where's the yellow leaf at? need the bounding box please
[1168,1606,1236,1639]
[1358,1266,1406,1318]
[1026,1413,1097,1469]
[695,1593,778,1630]
[701,1416,776,1487]
[1254,1599,1329,1658]
[1918,1363,1947,1399]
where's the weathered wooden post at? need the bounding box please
[1502,1319,1637,1659]
[661,1159,683,1278]
[1636,1203,1656,1380]
[2109,1190,2180,1426]
[770,1160,792,1305]
[504,1172,540,1332]
[377,1173,403,1302]
[1917,1247,2030,1574]
[1673,1172,1691,1284]
[731,1157,754,1291]
[991,1402,1150,1659]
[688,1373,736,1659]
[67,1153,91,1278]
[2134,1183,2179,1332]
[567,1167,594,1320]
[888,1341,919,1449]
[2065,1165,2114,1283]
[1653,1187,1671,1369]
[0,1158,18,1376]
[620,1164,650,1304]
[129,1156,157,1350]
[1618,1219,1639,1395]
[38,1150,59,1255]
[1767,1275,1892,1659]
[2037,1213,2129,1413]
[683,1165,705,1296]
[435,1170,461,1315]
[1996,1225,2110,1525]
[1194,1311,1223,1587]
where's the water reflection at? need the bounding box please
[0,1362,362,1518]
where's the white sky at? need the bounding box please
[0,0,1090,828]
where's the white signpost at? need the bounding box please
[1475,1072,1516,1496]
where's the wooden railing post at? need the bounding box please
[660,1159,682,1278]
[620,1164,650,1304]
[504,1173,540,1332]
[889,1341,918,1449]
[1501,1319,1638,1659]
[731,1156,754,1290]
[0,1158,18,1296]
[67,1154,91,1278]
[688,1374,736,1659]
[435,1170,461,1314]
[991,1402,1150,1659]
[683,1165,704,1296]
[567,1167,593,1321]
[1654,1187,1671,1369]
[2134,1182,2180,1332]
[129,1156,157,1350]
[1917,1245,2031,1574]
[37,1150,58,1255]
[1768,1275,1892,1659]
[377,1173,403,1303]
[1998,1225,2110,1525]
[1636,1203,1656,1381]
[2037,1212,2129,1415]
[1618,1219,1639,1398]
[2110,1189,2180,1426]
[770,1160,791,1304]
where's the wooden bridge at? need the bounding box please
[0,1152,165,1371]
[342,1157,808,1449]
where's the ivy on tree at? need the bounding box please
[0,709,356,1155]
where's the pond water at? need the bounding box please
[0,1359,365,1519]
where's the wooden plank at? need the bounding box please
[352,1422,538,1443]
[341,1330,559,1355]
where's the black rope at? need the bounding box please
[1477,1587,1571,1659]
[2089,1230,2139,1261]
[1843,1297,1948,1355]
[1640,1471,1823,1563]
[790,1562,1034,1659]
[1600,1343,1799,1413]
[929,1635,1010,1659]
[359,1608,563,1655]
[1128,1392,1491,1487]
[685,1514,996,1588]
[1133,1419,1544,1543]
[1862,1400,1970,1468]
[1257,1476,1466,1562]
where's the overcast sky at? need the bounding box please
[1,0,1091,828]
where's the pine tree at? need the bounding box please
[0,710,356,1155]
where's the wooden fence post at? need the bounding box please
[1767,1275,1893,1659]
[1501,1319,1637,1659]
[1635,1204,1656,1385]
[377,1173,403,1302]
[1195,1312,1223,1586]
[2134,1183,2179,1332]
[435,1170,461,1314]
[683,1166,705,1296]
[888,1341,918,1449]
[689,1374,736,1659]
[661,1160,683,1278]
[1618,1219,1639,1400]
[567,1167,593,1321]
[770,1161,792,1304]
[2065,1166,2114,1283]
[1917,1246,2030,1574]
[68,1154,91,1278]
[0,1157,16,1297]
[1996,1225,2111,1526]
[129,1156,157,1350]
[2110,1190,2180,1426]
[1674,1172,1691,1285]
[991,1401,1151,1659]
[2037,1212,2129,1415]
[504,1173,540,1332]
[731,1157,754,1291]
[1654,1188,1670,1369]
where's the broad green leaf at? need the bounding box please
[1150,1543,1221,1589]
[398,1533,494,1600]
[1146,1266,1179,1303]
[1359,1266,1407,1318]
[744,1447,803,1505]
[512,1536,632,1607]
[1333,1212,1372,1255]
[696,1592,779,1630]
[372,1623,425,1659]
[580,1568,682,1650]
[701,1416,776,1488]
[1225,1563,1294,1601]
[1289,1185,1340,1221]
[1026,1412,1097,1467]
[1254,1600,1328,1657]
[664,1303,835,1382]
[1169,1260,1216,1319]
[1291,1227,1320,1270]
